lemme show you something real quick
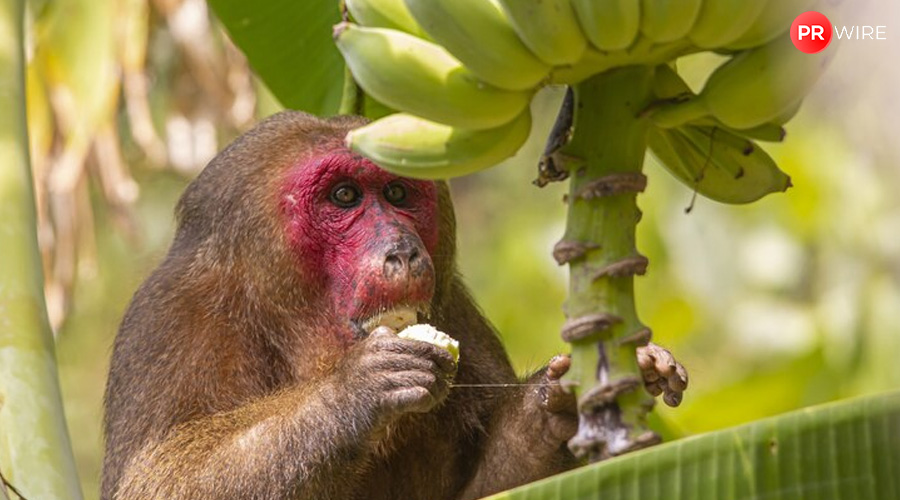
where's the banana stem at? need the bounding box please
[338,65,363,116]
[557,66,658,462]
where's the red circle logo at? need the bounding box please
[791,11,833,53]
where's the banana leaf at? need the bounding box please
[485,390,900,500]
[207,0,345,115]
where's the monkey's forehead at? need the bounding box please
[281,151,435,191]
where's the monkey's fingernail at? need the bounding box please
[654,358,675,376]
[668,372,687,392]
[676,363,689,387]
[637,351,653,371]
[370,326,396,337]
[642,368,659,383]
[664,390,683,407]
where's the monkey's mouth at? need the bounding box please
[355,305,429,336]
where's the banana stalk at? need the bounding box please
[557,67,658,461]
[0,1,83,499]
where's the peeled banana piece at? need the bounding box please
[345,0,427,37]
[648,125,791,204]
[404,0,550,91]
[346,111,532,179]
[335,23,532,130]
[497,0,587,66]
[572,0,641,51]
[398,324,460,363]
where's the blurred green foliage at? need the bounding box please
[47,31,900,500]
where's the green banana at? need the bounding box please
[335,23,531,130]
[496,0,587,66]
[403,0,550,91]
[649,35,834,130]
[689,0,768,48]
[692,118,786,143]
[345,0,427,37]
[772,99,803,125]
[640,0,702,44]
[346,111,532,179]
[550,37,688,85]
[725,0,819,50]
[651,63,693,100]
[572,0,641,51]
[650,64,785,142]
[648,125,791,204]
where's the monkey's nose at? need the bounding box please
[383,245,423,280]
[384,249,419,279]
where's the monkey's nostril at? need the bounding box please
[383,254,406,279]
[383,239,429,280]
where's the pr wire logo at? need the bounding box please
[791,11,833,54]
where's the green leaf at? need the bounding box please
[208,0,344,115]
[484,390,900,500]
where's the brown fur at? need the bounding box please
[102,111,577,500]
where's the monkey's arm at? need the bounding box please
[113,329,456,500]
[116,379,374,499]
[458,356,579,500]
[458,344,690,499]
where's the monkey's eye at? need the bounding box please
[383,182,407,206]
[330,184,362,208]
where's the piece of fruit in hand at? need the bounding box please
[397,324,460,363]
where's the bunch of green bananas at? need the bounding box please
[337,0,833,201]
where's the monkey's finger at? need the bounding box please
[663,388,683,408]
[645,379,664,397]
[366,352,435,373]
[546,413,578,443]
[667,362,689,392]
[386,387,437,414]
[636,348,654,372]
[651,343,677,376]
[376,336,457,375]
[546,354,571,380]
[641,342,677,377]
[641,367,660,383]
[385,369,437,388]
[385,370,449,402]
[542,385,577,414]
[369,326,398,339]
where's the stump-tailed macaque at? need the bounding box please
[102,111,686,500]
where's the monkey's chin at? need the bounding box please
[357,305,428,336]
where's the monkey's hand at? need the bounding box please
[339,326,457,429]
[533,355,579,451]
[528,344,689,449]
[636,342,689,407]
[458,356,578,500]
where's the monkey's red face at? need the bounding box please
[280,153,439,337]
